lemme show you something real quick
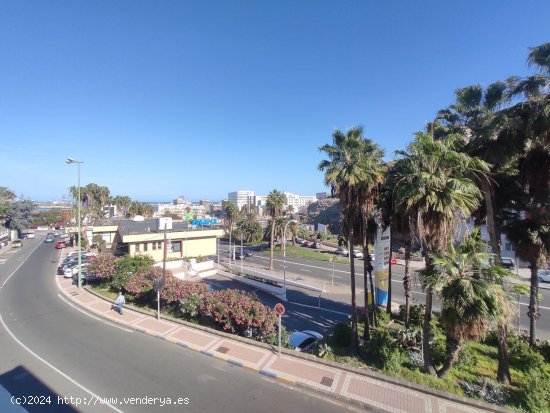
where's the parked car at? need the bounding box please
[390,257,397,265]
[55,241,68,249]
[335,247,349,256]
[302,240,313,248]
[73,268,99,285]
[234,251,245,260]
[59,233,69,240]
[243,249,254,257]
[64,263,89,278]
[539,270,550,283]
[500,257,516,270]
[23,231,36,239]
[11,240,23,248]
[288,330,323,352]
[352,250,363,259]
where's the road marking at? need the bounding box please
[0,314,124,413]
[57,294,133,332]
[0,244,123,413]
[0,259,6,264]
[287,301,349,316]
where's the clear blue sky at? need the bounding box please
[1,1,548,202]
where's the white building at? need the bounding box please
[228,190,255,211]
[284,192,316,213]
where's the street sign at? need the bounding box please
[154,277,165,292]
[275,303,285,316]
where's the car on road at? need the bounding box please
[302,240,314,248]
[55,240,68,249]
[243,249,254,257]
[539,270,550,283]
[45,235,55,243]
[352,250,363,259]
[335,247,349,257]
[288,330,324,352]
[234,251,245,260]
[500,257,516,271]
[23,231,36,239]
[11,240,23,248]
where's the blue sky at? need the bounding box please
[1,1,548,202]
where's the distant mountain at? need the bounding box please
[306,197,341,235]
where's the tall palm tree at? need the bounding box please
[265,189,285,270]
[429,229,510,378]
[319,127,370,353]
[223,201,240,258]
[393,131,489,375]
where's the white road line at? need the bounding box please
[57,294,133,333]
[0,314,124,413]
[0,244,123,413]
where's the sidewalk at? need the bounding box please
[55,275,511,413]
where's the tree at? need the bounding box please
[429,229,510,378]
[3,200,35,235]
[235,215,263,244]
[223,201,240,258]
[318,127,370,353]
[288,220,305,246]
[393,131,489,374]
[265,189,285,270]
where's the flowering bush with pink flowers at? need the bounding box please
[199,289,278,340]
[86,253,117,280]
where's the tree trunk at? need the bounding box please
[368,264,377,328]
[349,227,359,354]
[496,321,511,385]
[386,225,393,315]
[438,336,462,379]
[480,179,501,260]
[422,285,436,375]
[269,220,275,270]
[403,237,412,328]
[362,243,371,341]
[528,263,540,347]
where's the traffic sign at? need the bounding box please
[274,303,285,316]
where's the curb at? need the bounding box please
[57,276,516,413]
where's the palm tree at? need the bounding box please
[265,190,285,270]
[288,220,304,246]
[393,131,489,375]
[318,127,369,353]
[429,229,510,378]
[223,201,240,258]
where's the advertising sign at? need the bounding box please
[374,226,391,306]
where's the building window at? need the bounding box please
[135,243,140,252]
[158,241,163,249]
[152,242,157,250]
[143,243,148,252]
[171,241,182,253]
[505,243,514,252]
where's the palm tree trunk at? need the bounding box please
[438,336,462,379]
[496,321,511,385]
[362,229,371,341]
[422,255,436,375]
[349,227,359,354]
[423,285,436,375]
[403,237,412,328]
[386,226,393,315]
[528,263,540,347]
[480,179,501,260]
[269,220,275,270]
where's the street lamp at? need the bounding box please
[282,219,298,299]
[66,157,84,289]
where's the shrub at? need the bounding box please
[430,318,447,368]
[538,340,550,363]
[398,304,424,327]
[508,334,545,371]
[199,290,277,340]
[394,327,421,350]
[160,275,208,307]
[123,266,161,302]
[522,368,550,413]
[461,378,509,406]
[367,328,406,375]
[265,325,291,348]
[87,253,117,280]
[375,308,392,326]
[330,322,351,348]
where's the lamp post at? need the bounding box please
[282,219,298,299]
[66,158,84,289]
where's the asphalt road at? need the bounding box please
[220,243,550,340]
[0,238,360,413]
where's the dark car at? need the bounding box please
[243,249,254,257]
[235,251,245,260]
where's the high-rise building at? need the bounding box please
[284,192,316,213]
[316,192,328,200]
[228,190,255,211]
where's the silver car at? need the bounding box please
[288,330,323,352]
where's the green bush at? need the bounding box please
[430,318,447,368]
[522,368,550,413]
[330,322,351,348]
[367,329,406,375]
[538,340,550,363]
[375,308,392,326]
[456,345,477,368]
[509,335,545,371]
[398,304,424,327]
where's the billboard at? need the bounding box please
[374,226,391,306]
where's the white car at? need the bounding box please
[64,263,88,278]
[352,250,363,259]
[539,270,550,283]
[335,247,349,257]
[288,330,323,352]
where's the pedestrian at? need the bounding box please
[116,292,126,315]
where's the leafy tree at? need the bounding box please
[222,201,240,257]
[235,215,263,244]
[3,200,35,236]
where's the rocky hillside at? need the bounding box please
[306,198,341,234]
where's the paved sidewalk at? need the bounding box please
[55,274,512,413]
